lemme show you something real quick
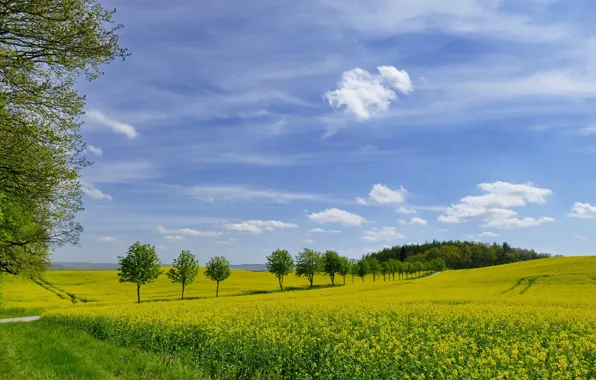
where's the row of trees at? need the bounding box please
[118,243,448,302]
[265,249,446,291]
[366,241,551,269]
[0,1,126,277]
[118,242,231,303]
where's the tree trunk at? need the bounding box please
[361,277,364,283]
[216,281,219,297]
[137,284,141,304]
[330,274,335,286]
[373,273,376,282]
[309,277,313,288]
[182,283,185,300]
[343,275,346,285]
[279,276,283,292]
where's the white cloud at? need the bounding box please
[409,217,428,225]
[157,225,222,237]
[357,184,407,205]
[308,228,342,233]
[574,234,587,240]
[86,109,138,139]
[82,183,113,201]
[87,145,103,156]
[98,236,120,243]
[308,208,366,226]
[398,219,407,225]
[224,220,298,234]
[568,202,596,218]
[397,206,416,214]
[187,185,327,203]
[434,229,449,233]
[478,231,499,237]
[362,227,406,242]
[439,182,554,229]
[325,66,413,120]
[165,235,185,241]
[304,239,315,244]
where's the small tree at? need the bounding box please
[322,250,342,286]
[118,242,162,303]
[266,249,294,291]
[387,259,399,280]
[167,250,199,300]
[368,258,381,282]
[295,249,322,288]
[205,256,231,297]
[357,259,369,282]
[337,256,351,285]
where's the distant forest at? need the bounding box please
[365,240,552,269]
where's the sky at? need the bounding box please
[57,0,596,264]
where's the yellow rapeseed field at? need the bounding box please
[35,256,596,379]
[0,274,70,313]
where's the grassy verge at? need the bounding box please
[0,307,42,319]
[0,320,204,379]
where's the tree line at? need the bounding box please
[365,240,551,269]
[118,243,447,303]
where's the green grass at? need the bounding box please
[0,320,204,379]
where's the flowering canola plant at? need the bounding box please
[41,256,596,379]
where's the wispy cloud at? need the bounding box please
[308,208,366,226]
[186,185,331,203]
[156,225,222,237]
[224,220,298,234]
[86,109,138,139]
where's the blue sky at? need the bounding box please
[58,0,596,264]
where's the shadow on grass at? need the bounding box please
[137,284,346,304]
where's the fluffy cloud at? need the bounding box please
[478,231,499,237]
[165,235,185,241]
[157,225,221,237]
[86,109,138,139]
[568,202,596,218]
[325,66,413,120]
[82,184,112,201]
[439,181,554,229]
[396,206,416,214]
[224,220,298,234]
[356,184,406,205]
[98,236,120,243]
[87,145,103,156]
[409,217,428,225]
[308,228,342,233]
[308,208,366,226]
[362,227,405,242]
[304,239,315,244]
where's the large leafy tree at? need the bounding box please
[0,0,127,276]
[266,249,294,291]
[118,242,162,303]
[368,258,382,282]
[205,256,231,297]
[167,250,199,300]
[295,249,322,288]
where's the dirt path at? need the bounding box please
[0,316,40,323]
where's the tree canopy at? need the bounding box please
[117,242,162,303]
[266,249,294,291]
[205,256,231,297]
[295,249,322,288]
[0,0,127,276]
[167,250,199,300]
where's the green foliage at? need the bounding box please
[167,251,199,300]
[322,250,342,286]
[0,0,127,276]
[204,256,231,297]
[356,259,369,282]
[117,242,162,303]
[337,256,351,285]
[266,249,294,291]
[295,249,322,288]
[367,258,381,282]
[365,240,550,269]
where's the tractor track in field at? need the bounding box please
[0,316,40,323]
